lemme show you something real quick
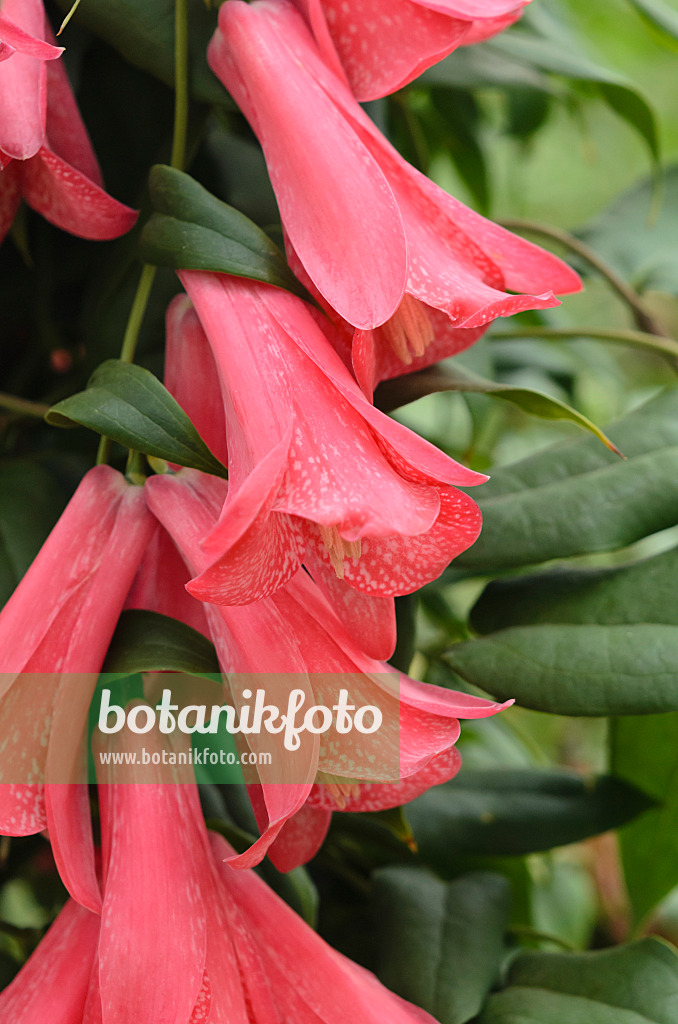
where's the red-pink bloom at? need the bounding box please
[143,468,510,869]
[208,0,581,340]
[0,466,154,912]
[175,274,486,622]
[293,0,529,101]
[0,0,138,244]
[0,741,444,1023]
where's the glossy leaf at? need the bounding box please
[405,770,652,860]
[479,939,678,1023]
[375,364,618,451]
[53,0,226,104]
[446,623,678,715]
[372,868,511,1024]
[140,166,307,298]
[612,713,678,926]
[46,360,227,478]
[103,610,219,675]
[455,387,678,570]
[471,545,678,634]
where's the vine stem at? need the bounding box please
[499,217,667,337]
[0,393,50,419]
[490,325,678,371]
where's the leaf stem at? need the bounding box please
[119,263,157,365]
[0,392,50,419]
[490,325,678,369]
[498,218,667,336]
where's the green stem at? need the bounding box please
[498,218,667,337]
[119,263,157,365]
[170,0,190,173]
[490,325,678,369]
[0,392,50,419]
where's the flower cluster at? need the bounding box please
[0,0,582,1019]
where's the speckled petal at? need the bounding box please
[21,146,138,240]
[0,0,46,160]
[208,0,407,328]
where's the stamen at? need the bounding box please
[318,773,362,810]
[381,294,434,365]
[319,525,362,579]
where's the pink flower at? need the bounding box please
[175,274,486,624]
[293,0,529,101]
[0,466,154,912]
[0,0,138,244]
[207,0,581,345]
[0,728,440,1023]
[143,467,510,869]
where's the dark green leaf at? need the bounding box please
[140,166,307,298]
[375,364,618,451]
[612,713,678,925]
[53,0,226,104]
[259,862,319,929]
[488,33,659,168]
[455,387,678,571]
[373,868,511,1024]
[103,610,219,674]
[46,359,227,478]
[406,770,652,860]
[0,462,66,608]
[446,623,678,715]
[478,939,678,1023]
[471,546,678,634]
[422,44,556,92]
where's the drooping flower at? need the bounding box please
[0,0,138,244]
[175,274,486,624]
[144,467,510,869]
[0,466,154,912]
[163,291,396,659]
[0,729,444,1023]
[292,0,529,101]
[207,0,581,346]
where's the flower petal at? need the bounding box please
[21,146,138,240]
[208,0,408,328]
[0,0,47,160]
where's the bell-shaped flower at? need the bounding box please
[0,0,138,244]
[144,468,509,869]
[0,727,445,1023]
[293,0,529,101]
[208,0,581,339]
[163,291,396,658]
[176,274,486,620]
[0,466,154,912]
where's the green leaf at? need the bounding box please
[626,0,678,50]
[422,43,556,92]
[405,770,652,860]
[455,387,678,571]
[53,0,226,104]
[478,939,678,1023]
[140,166,307,298]
[374,364,619,452]
[612,713,678,925]
[0,462,66,608]
[103,610,220,675]
[46,359,227,478]
[372,868,511,1024]
[488,32,659,168]
[446,623,678,716]
[580,166,678,294]
[471,545,678,634]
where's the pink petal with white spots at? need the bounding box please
[21,146,138,240]
[208,0,407,328]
